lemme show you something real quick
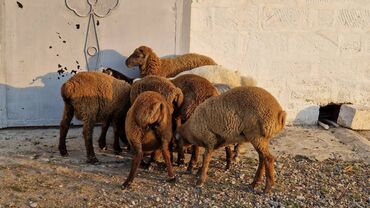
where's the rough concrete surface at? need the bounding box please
[0,126,369,207]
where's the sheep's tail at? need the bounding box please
[278,110,287,131]
[135,102,163,127]
[240,75,257,87]
[61,81,73,104]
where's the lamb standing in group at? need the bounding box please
[176,87,286,193]
[171,74,235,171]
[59,72,131,163]
[125,46,217,78]
[123,91,176,188]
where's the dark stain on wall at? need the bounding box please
[16,1,23,8]
[76,24,80,29]
[97,20,100,26]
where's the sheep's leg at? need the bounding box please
[263,148,275,194]
[177,146,185,166]
[196,148,214,187]
[225,145,234,170]
[98,120,110,150]
[112,119,123,154]
[233,144,240,161]
[186,145,200,174]
[59,103,74,156]
[83,119,98,164]
[250,151,266,190]
[161,141,176,182]
[122,143,143,189]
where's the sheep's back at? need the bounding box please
[130,75,180,110]
[172,74,219,121]
[190,86,284,140]
[62,72,130,121]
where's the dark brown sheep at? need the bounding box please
[176,87,286,193]
[125,46,217,78]
[59,72,131,163]
[123,91,175,188]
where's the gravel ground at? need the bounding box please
[0,126,369,207]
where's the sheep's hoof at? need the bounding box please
[166,176,177,183]
[98,141,106,150]
[177,158,185,167]
[263,187,272,194]
[58,146,68,156]
[113,146,123,155]
[86,157,99,164]
[185,168,193,175]
[196,180,204,187]
[121,182,131,189]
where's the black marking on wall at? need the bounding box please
[71,70,77,74]
[76,60,79,64]
[63,40,66,43]
[49,46,52,49]
[77,65,80,69]
[57,69,64,75]
[76,24,80,29]
[97,20,100,26]
[58,64,62,68]
[56,54,59,57]
[16,1,23,8]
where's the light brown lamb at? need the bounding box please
[123,91,176,188]
[59,72,131,163]
[176,86,286,193]
[125,46,217,78]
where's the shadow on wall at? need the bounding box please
[1,72,74,127]
[292,106,320,125]
[87,49,140,78]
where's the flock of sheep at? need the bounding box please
[58,46,286,194]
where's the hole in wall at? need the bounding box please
[318,103,342,123]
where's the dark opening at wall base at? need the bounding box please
[318,103,342,123]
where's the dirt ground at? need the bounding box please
[0,125,369,207]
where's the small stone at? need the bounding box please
[297,195,305,200]
[231,180,236,185]
[30,202,38,208]
[156,197,160,202]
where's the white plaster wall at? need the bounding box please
[0,0,186,128]
[190,0,370,124]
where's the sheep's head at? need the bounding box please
[125,46,153,69]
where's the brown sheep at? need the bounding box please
[59,72,131,163]
[171,74,222,170]
[125,46,217,78]
[130,75,184,113]
[123,91,175,188]
[176,87,286,193]
[129,75,184,165]
[102,67,134,84]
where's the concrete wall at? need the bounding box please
[190,0,370,124]
[0,0,188,128]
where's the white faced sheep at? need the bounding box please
[125,46,217,78]
[123,91,175,188]
[176,86,286,193]
[59,72,131,163]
